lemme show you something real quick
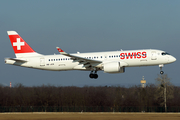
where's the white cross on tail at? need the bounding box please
[13,38,25,50]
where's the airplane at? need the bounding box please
[5,31,176,79]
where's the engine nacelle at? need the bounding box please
[103,62,125,73]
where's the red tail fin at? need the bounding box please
[7,31,42,58]
[7,31,35,54]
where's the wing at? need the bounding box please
[56,47,102,68]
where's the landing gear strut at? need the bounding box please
[89,70,98,79]
[159,64,164,75]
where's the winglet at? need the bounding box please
[56,47,66,54]
[56,47,64,52]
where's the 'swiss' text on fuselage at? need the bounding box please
[120,52,147,59]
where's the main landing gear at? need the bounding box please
[159,64,164,75]
[89,71,98,79]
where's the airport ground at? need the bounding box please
[0,112,180,120]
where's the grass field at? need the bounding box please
[0,112,180,120]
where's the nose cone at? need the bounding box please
[169,56,176,63]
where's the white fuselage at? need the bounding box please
[5,49,176,72]
[5,30,177,79]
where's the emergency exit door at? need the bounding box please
[151,51,157,60]
[40,58,45,66]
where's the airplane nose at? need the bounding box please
[173,57,176,62]
[169,56,176,63]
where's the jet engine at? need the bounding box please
[103,62,125,73]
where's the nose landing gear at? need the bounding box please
[89,70,98,79]
[160,71,164,75]
[159,64,164,75]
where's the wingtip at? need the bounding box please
[56,47,64,52]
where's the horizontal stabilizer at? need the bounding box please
[5,58,27,62]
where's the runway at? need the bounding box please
[0,112,180,120]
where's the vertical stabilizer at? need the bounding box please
[7,31,42,58]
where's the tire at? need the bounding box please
[89,73,94,78]
[94,74,98,79]
[160,71,164,75]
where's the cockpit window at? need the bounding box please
[162,52,170,55]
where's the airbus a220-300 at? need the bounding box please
[5,31,176,79]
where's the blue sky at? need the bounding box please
[0,0,179,87]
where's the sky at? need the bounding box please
[0,0,179,87]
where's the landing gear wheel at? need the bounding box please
[94,74,98,79]
[89,73,94,78]
[89,69,98,79]
[160,71,164,75]
[159,64,164,75]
